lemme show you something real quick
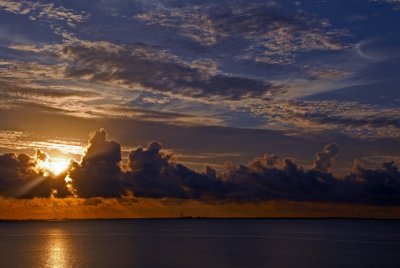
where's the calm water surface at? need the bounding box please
[0,219,399,268]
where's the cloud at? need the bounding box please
[0,80,98,99]
[0,151,68,198]
[0,60,87,103]
[0,1,88,26]
[0,1,393,136]
[8,43,43,53]
[343,160,400,205]
[0,57,227,125]
[82,128,121,164]
[370,0,400,10]
[72,129,400,205]
[68,129,123,198]
[306,68,351,80]
[82,105,227,127]
[135,1,346,64]
[0,129,399,205]
[373,0,400,2]
[123,141,226,199]
[60,41,276,101]
[313,143,340,172]
[0,0,398,142]
[250,99,400,139]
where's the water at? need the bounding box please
[0,219,399,268]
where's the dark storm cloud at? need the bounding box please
[1,129,399,205]
[61,42,276,101]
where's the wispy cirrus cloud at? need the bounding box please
[0,0,88,26]
[59,41,277,101]
[0,0,398,155]
[248,99,400,139]
[135,1,347,64]
[4,36,398,138]
[0,45,232,126]
[371,0,400,10]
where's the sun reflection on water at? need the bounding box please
[45,229,70,268]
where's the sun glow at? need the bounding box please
[49,159,70,175]
[36,157,70,176]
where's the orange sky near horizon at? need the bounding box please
[1,197,400,220]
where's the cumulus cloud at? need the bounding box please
[68,129,400,205]
[0,151,68,198]
[123,141,226,199]
[82,128,121,164]
[0,129,399,205]
[313,143,340,172]
[68,129,123,198]
[343,160,400,205]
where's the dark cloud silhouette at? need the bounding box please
[0,151,68,198]
[123,141,226,199]
[35,149,48,162]
[69,129,123,198]
[342,160,400,205]
[313,143,340,172]
[67,129,400,205]
[220,157,339,202]
[82,128,122,164]
[0,129,399,205]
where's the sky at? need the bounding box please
[0,0,399,219]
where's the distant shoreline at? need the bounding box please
[1,217,400,222]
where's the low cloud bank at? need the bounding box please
[0,129,399,205]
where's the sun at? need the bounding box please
[48,158,70,175]
[35,153,71,177]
